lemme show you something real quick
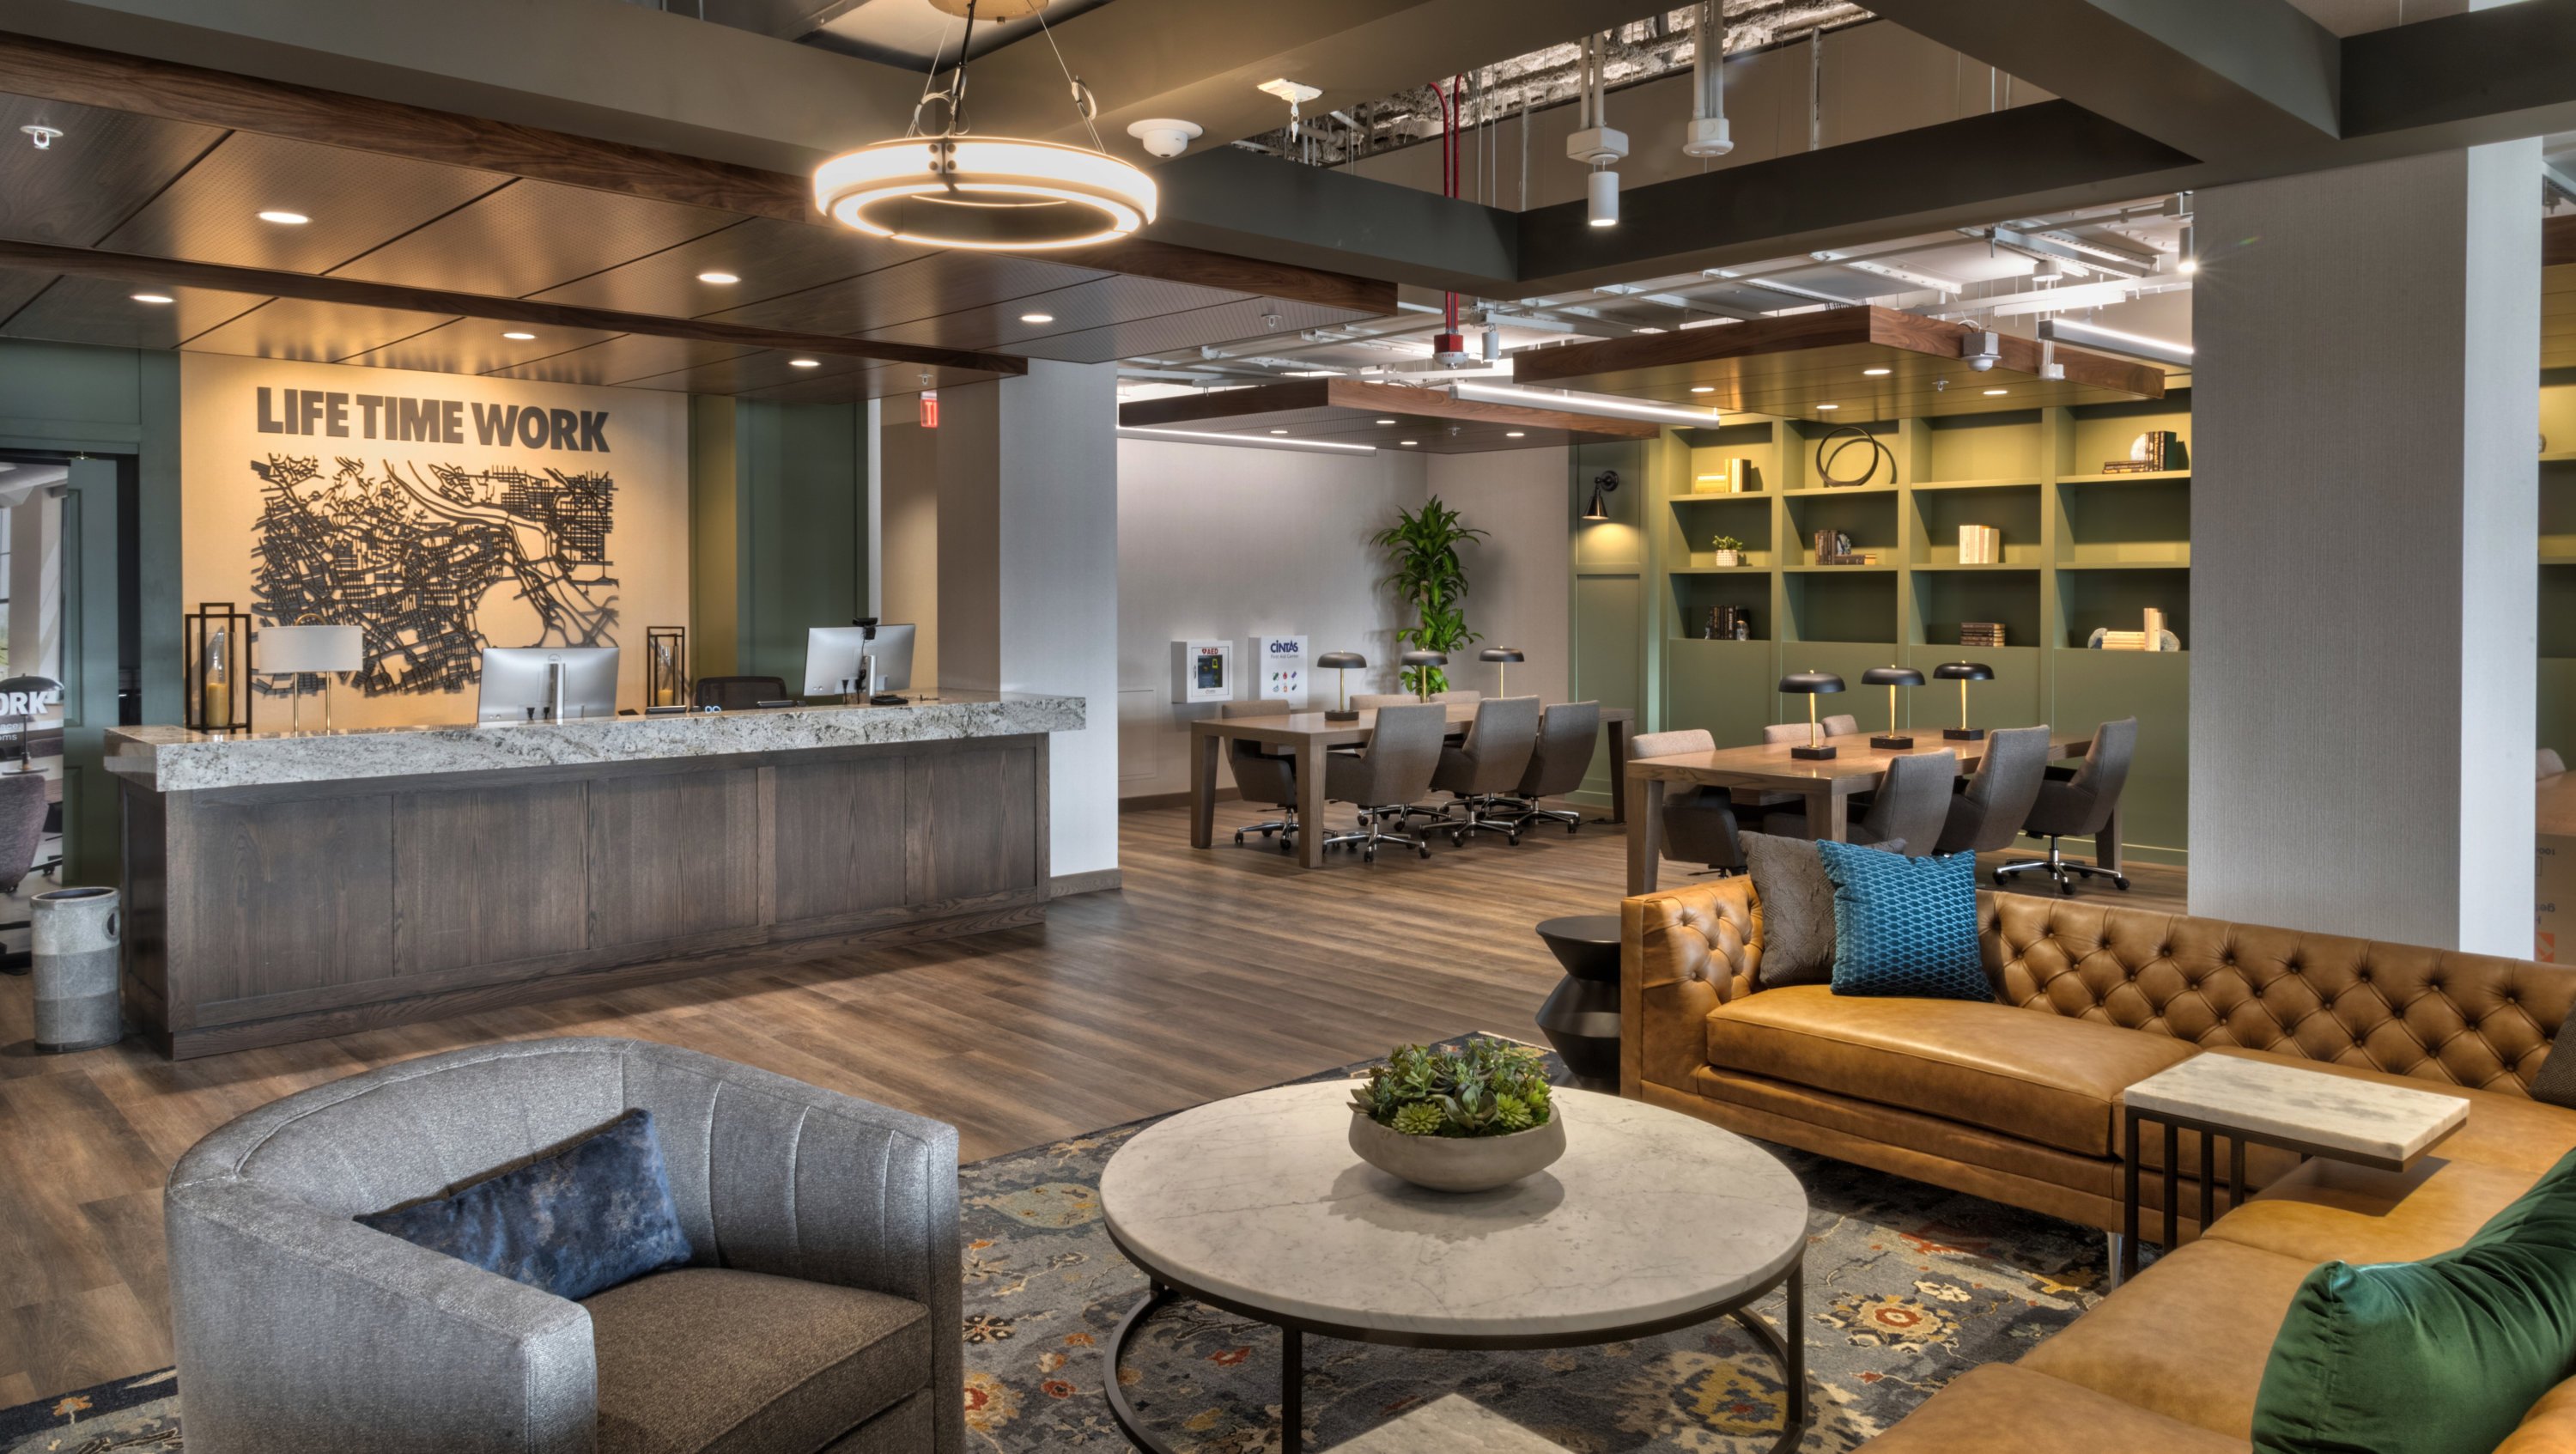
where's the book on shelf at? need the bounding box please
[1956,524,2002,563]
[2096,630,2149,650]
[2099,460,2160,474]
[1959,622,2008,647]
[2106,430,2184,473]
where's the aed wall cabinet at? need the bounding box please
[1171,639,1234,703]
[1249,634,1308,701]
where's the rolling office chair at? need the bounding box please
[1220,700,1299,849]
[2544,748,2567,779]
[1428,696,1541,846]
[694,676,788,711]
[1505,700,1601,834]
[1319,703,1446,864]
[1996,717,2137,893]
[1631,728,1749,876]
[1931,724,2053,862]
[1759,748,1957,855]
[1764,716,1860,745]
[0,771,53,974]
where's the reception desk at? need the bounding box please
[106,692,1082,1058]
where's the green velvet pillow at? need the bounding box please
[2251,1147,2576,1454]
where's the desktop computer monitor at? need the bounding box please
[804,624,914,697]
[477,647,620,722]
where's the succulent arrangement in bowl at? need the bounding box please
[1346,1038,1566,1192]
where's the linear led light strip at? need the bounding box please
[1447,380,1722,426]
[1115,425,1377,455]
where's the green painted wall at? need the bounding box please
[728,398,872,689]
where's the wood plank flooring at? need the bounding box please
[0,799,2183,1398]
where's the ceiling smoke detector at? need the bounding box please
[1125,119,1203,159]
[19,125,63,150]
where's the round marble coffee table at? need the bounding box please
[1097,1082,1811,1454]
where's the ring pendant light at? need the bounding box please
[812,0,1157,251]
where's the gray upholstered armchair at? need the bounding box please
[165,1037,962,1454]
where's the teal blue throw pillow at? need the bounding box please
[357,1107,692,1302]
[2251,1146,2576,1454]
[1814,841,1990,1002]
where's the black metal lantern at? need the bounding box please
[184,601,252,734]
[646,626,689,709]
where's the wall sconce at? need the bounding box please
[1581,469,1620,521]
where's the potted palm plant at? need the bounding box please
[1370,499,1486,696]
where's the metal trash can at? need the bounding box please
[33,885,118,1054]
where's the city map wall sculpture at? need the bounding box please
[248,453,621,697]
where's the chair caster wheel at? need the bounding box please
[1565,823,1577,836]
[1362,849,1376,865]
[1506,832,1522,847]
[2114,876,2131,891]
[1418,845,1431,860]
[1449,831,1464,847]
[1233,831,1246,844]
[1279,837,1293,853]
[2059,881,2075,897]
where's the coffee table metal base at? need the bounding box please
[1103,1259,1807,1454]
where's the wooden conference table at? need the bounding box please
[1188,702,1636,869]
[1625,726,2104,895]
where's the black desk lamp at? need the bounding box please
[1861,665,1925,750]
[1318,651,1368,721]
[1935,660,1995,740]
[1778,671,1846,760]
[1479,647,1524,697]
[1400,649,1447,703]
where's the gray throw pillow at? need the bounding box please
[1743,832,1905,989]
[2532,1033,2576,1110]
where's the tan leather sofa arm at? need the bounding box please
[1622,878,1763,1098]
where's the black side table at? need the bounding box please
[1534,914,1621,1089]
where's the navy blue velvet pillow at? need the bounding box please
[357,1106,692,1302]
[1815,841,1993,1003]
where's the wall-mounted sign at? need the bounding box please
[920,391,939,429]
[1249,634,1307,701]
[182,354,687,730]
[1170,639,1233,704]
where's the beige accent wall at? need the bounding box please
[179,353,690,728]
[879,415,940,687]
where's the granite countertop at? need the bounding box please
[106,690,1085,791]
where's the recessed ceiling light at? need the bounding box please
[1689,386,1715,394]
[256,210,310,225]
[1019,312,1055,324]
[1982,387,2008,396]
[1376,418,1398,425]
[1814,403,1839,411]
[696,271,740,284]
[131,292,173,305]
[1505,430,1526,438]
[1400,440,1419,446]
[1862,367,1892,377]
[501,331,537,341]
[789,357,823,368]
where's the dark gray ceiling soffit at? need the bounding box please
[1143,147,1520,295]
[1860,0,2341,163]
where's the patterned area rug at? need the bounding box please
[1,1043,2108,1453]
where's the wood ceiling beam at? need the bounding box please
[1860,0,2341,164]
[0,28,1395,318]
[0,239,1029,375]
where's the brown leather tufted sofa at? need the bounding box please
[1621,878,2576,1451]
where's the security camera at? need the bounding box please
[1126,119,1203,159]
[1964,330,2002,373]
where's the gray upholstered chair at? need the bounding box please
[1761,748,1957,855]
[165,1037,962,1454]
[1759,722,1805,745]
[1632,727,1748,875]
[2544,748,2567,779]
[1932,724,2053,861]
[1433,689,1482,704]
[1507,699,1601,834]
[1221,699,1298,849]
[1767,715,1859,745]
[1349,692,1418,710]
[1429,695,1541,845]
[1321,702,1446,863]
[1997,716,2137,893]
[1823,713,1860,738]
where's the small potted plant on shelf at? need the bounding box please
[1346,1037,1565,1192]
[1710,533,1747,568]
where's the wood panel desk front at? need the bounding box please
[1624,727,2102,895]
[1188,703,1635,869]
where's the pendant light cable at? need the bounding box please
[1032,5,1108,153]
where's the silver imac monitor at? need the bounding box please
[803,624,915,697]
[477,647,620,723]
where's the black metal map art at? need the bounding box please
[249,453,619,697]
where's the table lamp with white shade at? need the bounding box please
[258,624,363,733]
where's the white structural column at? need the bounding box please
[2191,143,2539,952]
[938,360,1121,881]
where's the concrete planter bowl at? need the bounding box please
[1347,1109,1567,1192]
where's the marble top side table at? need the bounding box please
[2118,1053,2470,1281]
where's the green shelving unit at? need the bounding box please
[1650,393,2196,865]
